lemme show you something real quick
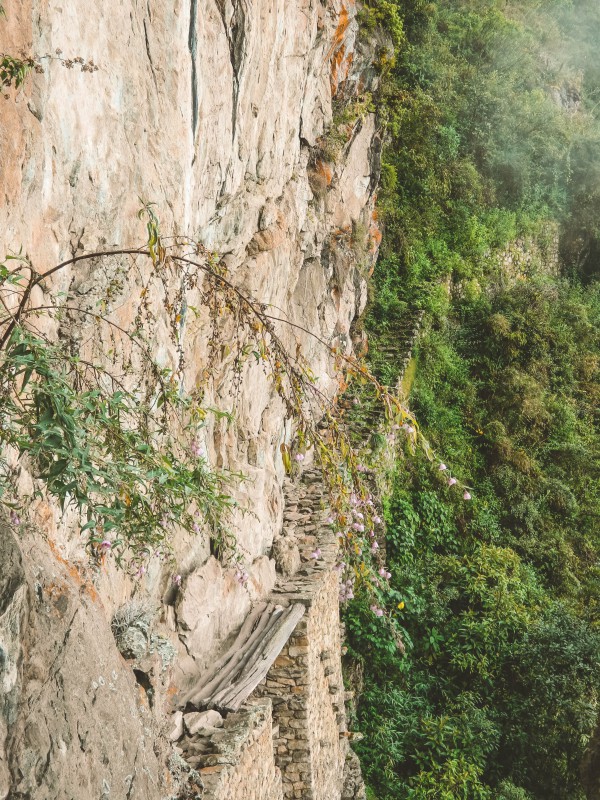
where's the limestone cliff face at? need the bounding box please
[0,1,381,797]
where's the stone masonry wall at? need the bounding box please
[252,469,364,800]
[194,702,282,800]
[264,570,346,800]
[168,467,364,800]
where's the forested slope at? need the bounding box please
[346,2,600,797]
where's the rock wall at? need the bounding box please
[263,469,364,800]
[265,569,348,800]
[0,520,168,800]
[265,473,349,800]
[0,0,380,621]
[0,0,381,797]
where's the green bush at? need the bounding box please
[0,326,236,566]
[349,2,600,796]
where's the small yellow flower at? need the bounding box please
[397,601,405,610]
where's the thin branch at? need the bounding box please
[0,249,149,349]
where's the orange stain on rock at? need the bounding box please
[368,209,383,265]
[47,538,101,605]
[315,159,334,186]
[332,5,350,50]
[329,3,356,96]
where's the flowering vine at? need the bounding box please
[0,203,469,597]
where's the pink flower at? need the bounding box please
[99,539,112,551]
[353,397,360,406]
[9,511,20,526]
[135,565,146,579]
[370,605,384,617]
[463,491,472,501]
[373,515,382,524]
[439,463,447,471]
[310,548,322,560]
[448,477,457,487]
[235,568,249,585]
[371,541,379,552]
[172,574,182,586]
[352,523,365,532]
[190,438,206,459]
[357,464,367,473]
[378,567,387,577]
[295,453,305,462]
[385,571,391,580]
[355,511,364,520]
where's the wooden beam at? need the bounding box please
[182,602,306,714]
[210,603,306,712]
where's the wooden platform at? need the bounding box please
[182,602,306,713]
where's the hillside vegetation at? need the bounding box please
[347,1,600,797]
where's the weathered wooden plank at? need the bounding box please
[207,606,284,697]
[205,607,285,705]
[181,601,271,708]
[210,603,306,712]
[185,604,275,708]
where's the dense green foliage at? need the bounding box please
[365,0,600,387]
[348,281,600,798]
[0,325,236,567]
[347,1,600,797]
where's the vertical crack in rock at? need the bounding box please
[188,0,199,137]
[143,13,159,94]
[227,1,247,84]
[216,0,247,145]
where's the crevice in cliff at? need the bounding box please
[188,0,199,137]
[125,745,140,800]
[133,668,155,708]
[143,12,159,94]
[215,0,247,145]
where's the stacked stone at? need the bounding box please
[173,701,282,800]
[253,467,364,800]
[169,466,365,800]
[260,617,315,800]
[341,750,366,800]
